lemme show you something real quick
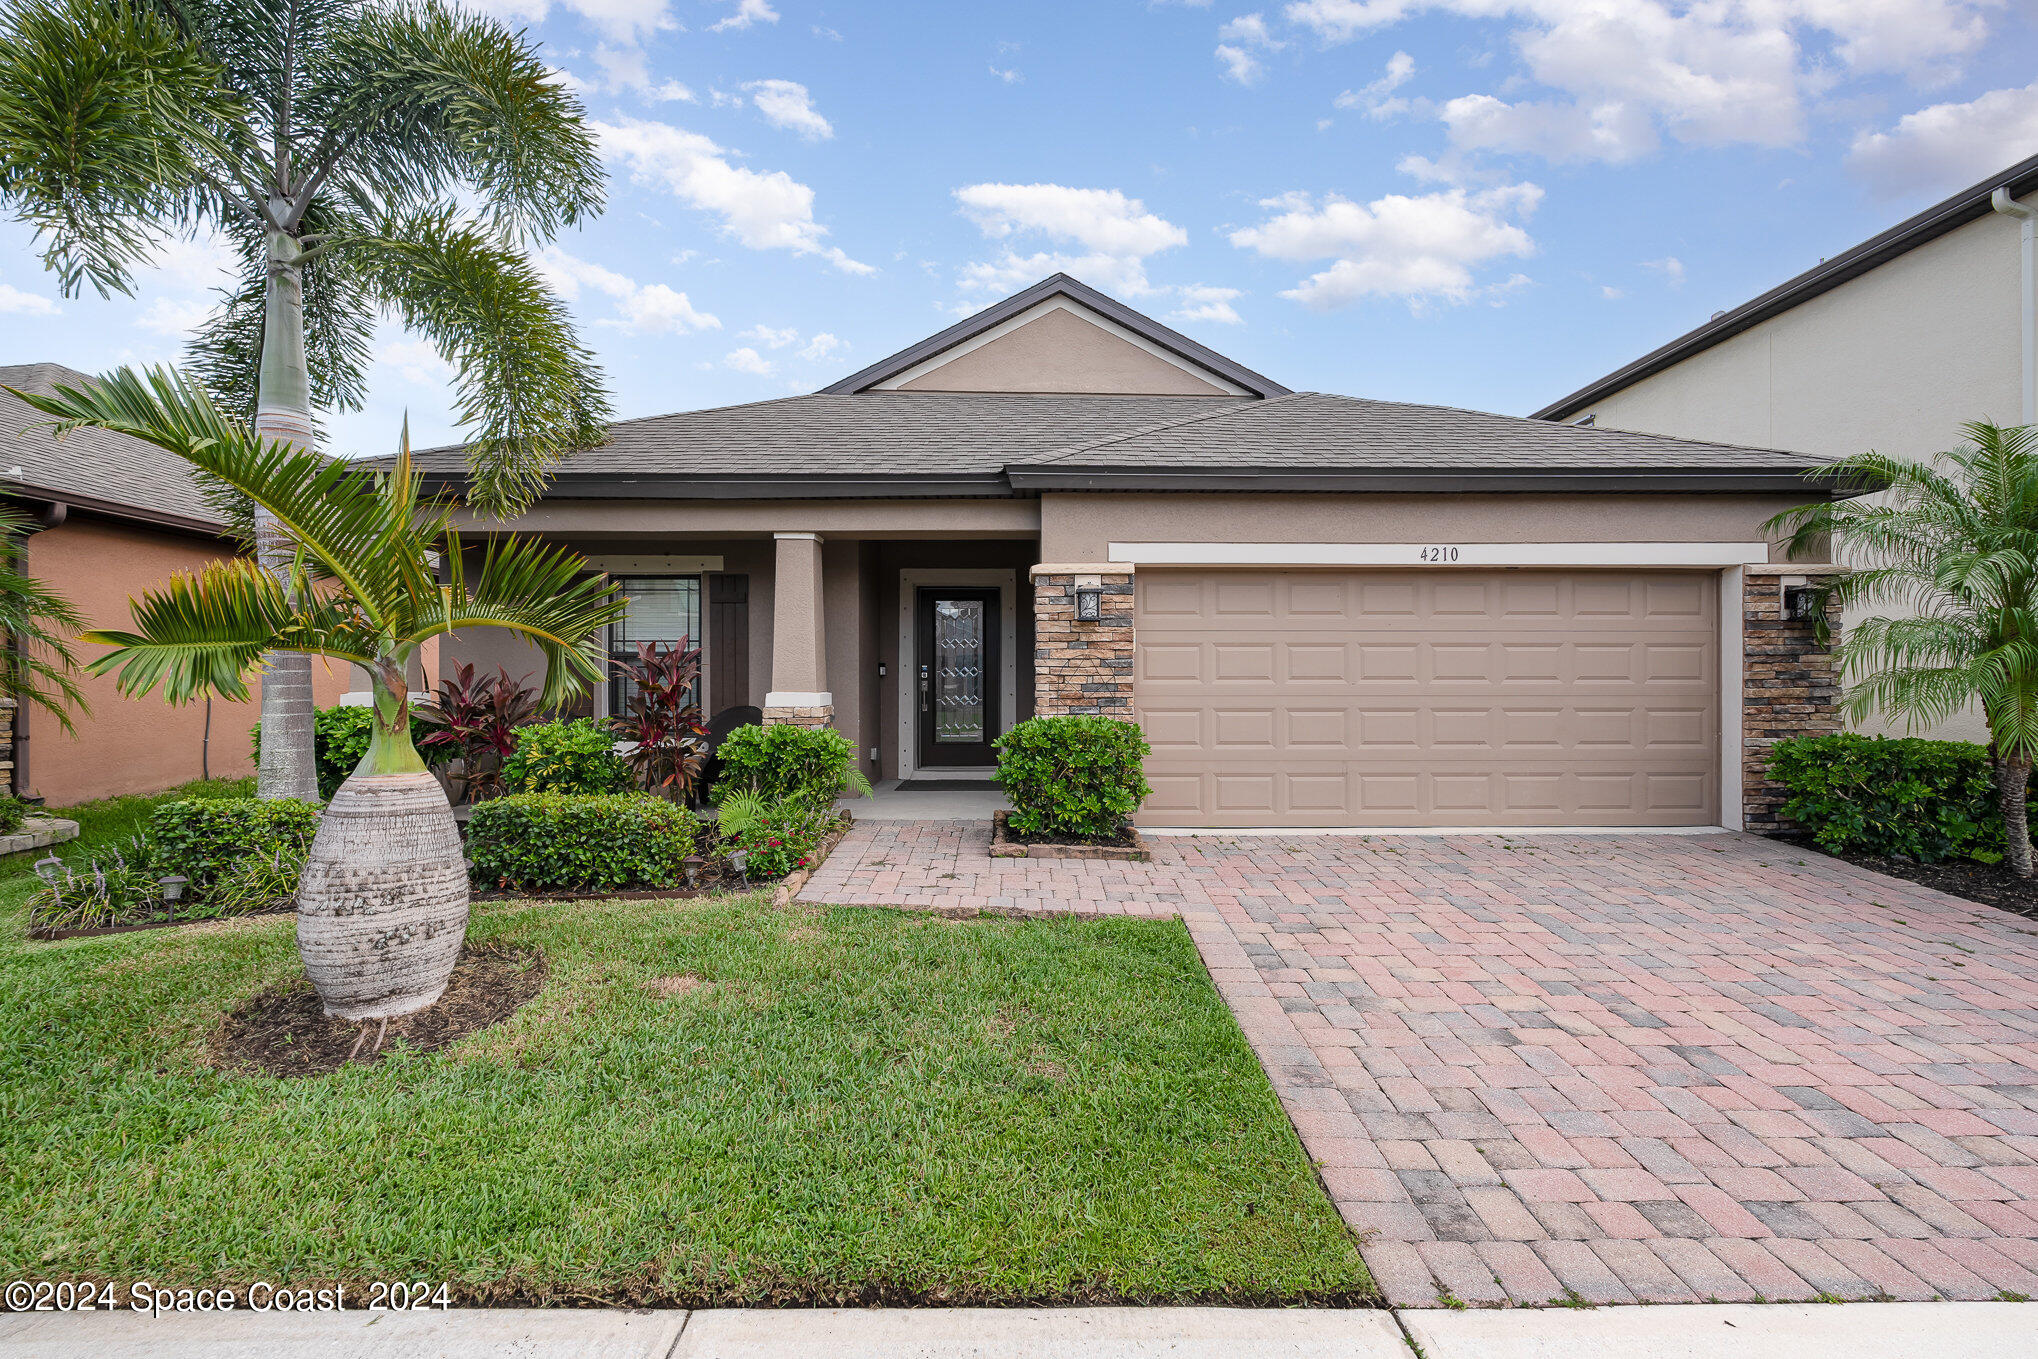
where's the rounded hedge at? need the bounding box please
[501,718,632,796]
[468,792,701,892]
[993,715,1150,842]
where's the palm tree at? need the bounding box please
[1769,421,2038,876]
[0,505,87,735]
[12,367,623,1017]
[0,0,610,803]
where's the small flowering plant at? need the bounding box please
[716,792,837,881]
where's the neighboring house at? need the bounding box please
[0,363,349,803]
[1535,154,2038,742]
[426,274,1850,832]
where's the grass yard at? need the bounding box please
[0,874,1372,1306]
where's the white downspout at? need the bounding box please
[1993,186,2038,424]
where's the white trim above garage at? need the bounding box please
[1108,541,1771,568]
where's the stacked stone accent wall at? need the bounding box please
[762,703,834,730]
[1742,568,1843,835]
[1031,565,1135,717]
[0,693,13,795]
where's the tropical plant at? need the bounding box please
[0,506,86,732]
[254,703,435,799]
[27,832,164,932]
[418,662,539,802]
[500,716,631,795]
[0,0,610,802]
[8,367,623,1018]
[1768,421,2038,876]
[993,715,1151,842]
[711,723,871,808]
[713,789,835,882]
[609,639,708,802]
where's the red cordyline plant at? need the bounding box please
[419,663,541,802]
[611,639,708,802]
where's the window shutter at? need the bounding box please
[708,573,749,715]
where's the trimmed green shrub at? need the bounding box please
[1769,733,2006,863]
[468,792,700,892]
[994,715,1151,842]
[0,794,27,836]
[711,723,868,806]
[253,704,436,799]
[501,718,632,795]
[150,798,322,890]
[714,790,838,882]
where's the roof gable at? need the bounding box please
[0,362,224,532]
[820,274,1290,398]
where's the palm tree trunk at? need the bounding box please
[250,227,320,803]
[2001,754,2033,878]
[297,664,469,1020]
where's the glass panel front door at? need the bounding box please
[915,588,1001,767]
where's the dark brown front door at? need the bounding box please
[916,588,1001,767]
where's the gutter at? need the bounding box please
[1993,187,2038,424]
[1005,466,1860,496]
[418,472,1020,501]
[2,480,227,538]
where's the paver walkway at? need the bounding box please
[801,822,2038,1307]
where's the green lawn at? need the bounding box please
[0,868,1371,1306]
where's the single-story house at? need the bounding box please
[0,362,351,803]
[1534,154,2038,742]
[430,274,1850,832]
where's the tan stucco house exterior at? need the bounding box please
[432,274,1849,832]
[0,363,351,804]
[1536,154,2038,742]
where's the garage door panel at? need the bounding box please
[1135,568,1718,828]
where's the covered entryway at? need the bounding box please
[1134,568,1720,827]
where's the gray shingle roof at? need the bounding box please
[0,363,223,529]
[413,392,1258,479]
[1024,391,1819,472]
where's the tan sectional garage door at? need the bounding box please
[1134,569,1719,827]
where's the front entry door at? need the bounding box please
[915,588,1001,768]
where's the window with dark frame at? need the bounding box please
[608,576,703,716]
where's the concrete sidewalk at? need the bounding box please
[3,1303,2030,1357]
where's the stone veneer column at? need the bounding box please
[1741,565,1843,834]
[765,532,832,728]
[1030,563,1135,717]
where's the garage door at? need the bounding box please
[1134,569,1719,828]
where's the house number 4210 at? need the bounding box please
[1417,546,1461,563]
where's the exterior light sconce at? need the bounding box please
[1075,588,1103,622]
[1783,585,1821,622]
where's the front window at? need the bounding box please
[608,576,701,716]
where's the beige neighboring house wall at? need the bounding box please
[1547,183,2035,742]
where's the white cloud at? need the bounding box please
[597,116,873,274]
[1643,255,1685,287]
[0,282,59,316]
[954,183,1190,297]
[710,0,777,32]
[467,0,673,44]
[382,338,458,385]
[990,65,1022,83]
[537,246,721,335]
[1849,82,2038,200]
[148,234,242,292]
[1283,0,2004,167]
[744,79,833,140]
[1229,179,1542,309]
[1170,284,1244,325]
[1334,49,1415,119]
[741,323,798,347]
[812,24,843,40]
[1599,285,1624,300]
[136,296,211,335]
[798,332,844,361]
[1215,12,1283,84]
[724,346,774,374]
[650,80,697,102]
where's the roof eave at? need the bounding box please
[1534,152,2038,421]
[1006,466,1852,495]
[419,471,1020,500]
[1,481,227,536]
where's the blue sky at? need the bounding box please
[3,0,2036,460]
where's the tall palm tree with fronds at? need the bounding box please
[12,367,623,1018]
[1769,420,2038,877]
[0,505,87,735]
[0,0,611,803]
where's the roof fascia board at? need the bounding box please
[820,274,1291,397]
[867,296,1254,396]
[1534,152,2038,421]
[420,472,1019,500]
[1,483,226,536]
[1007,467,1849,495]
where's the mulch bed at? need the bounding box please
[1778,837,2038,919]
[989,810,1150,861]
[210,942,547,1078]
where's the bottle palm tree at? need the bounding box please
[1768,421,2038,876]
[11,367,623,1017]
[0,0,611,803]
[0,506,87,735]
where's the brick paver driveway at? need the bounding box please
[801,821,2038,1306]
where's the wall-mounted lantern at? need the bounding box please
[1075,587,1103,622]
[1783,585,1822,622]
